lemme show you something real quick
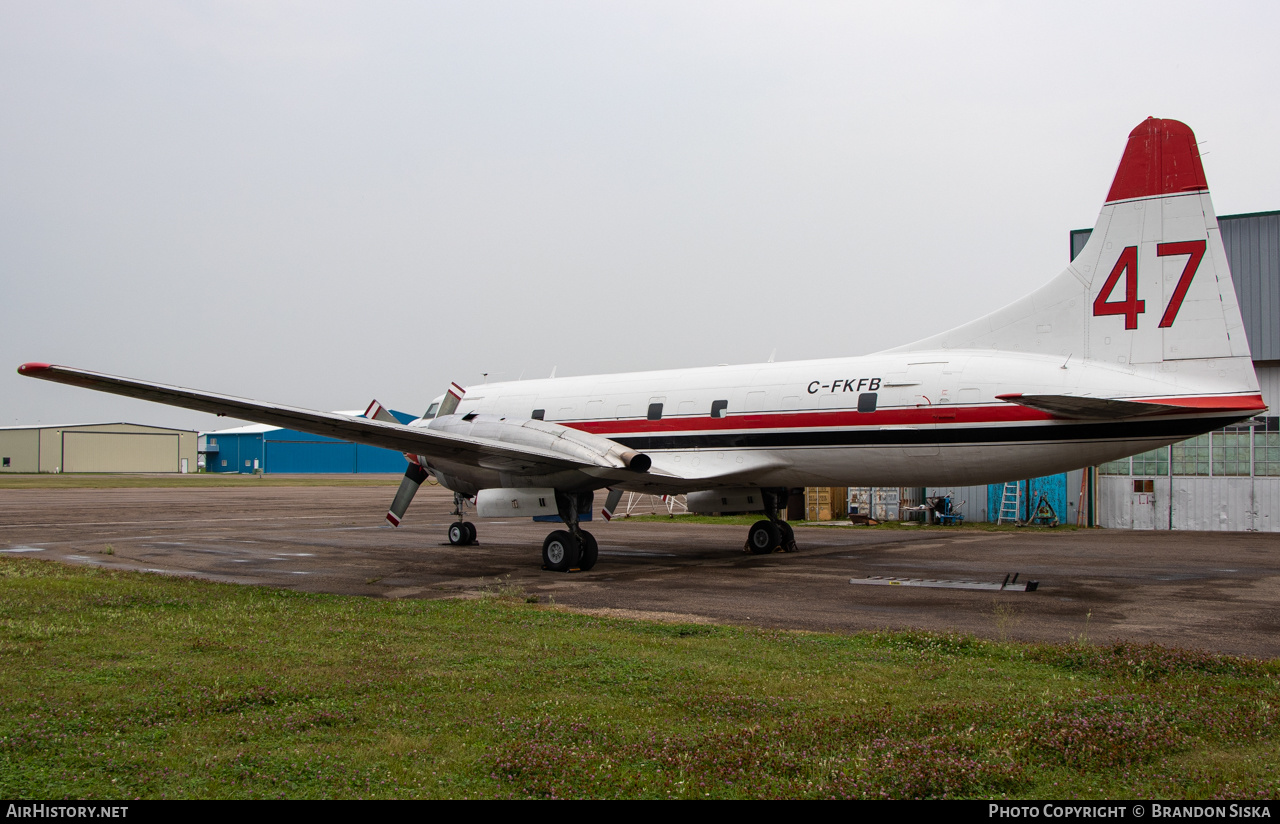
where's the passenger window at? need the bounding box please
[647,403,663,421]
[858,392,878,413]
[711,400,728,418]
[531,409,545,420]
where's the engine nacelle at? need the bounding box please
[687,488,766,514]
[425,413,651,472]
[476,488,559,518]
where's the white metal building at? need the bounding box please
[0,422,198,473]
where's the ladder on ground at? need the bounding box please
[1076,470,1089,527]
[997,481,1021,525]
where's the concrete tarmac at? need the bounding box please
[2,482,1279,658]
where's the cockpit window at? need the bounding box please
[424,401,441,419]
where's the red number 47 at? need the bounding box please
[1092,240,1206,330]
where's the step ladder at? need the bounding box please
[997,481,1021,525]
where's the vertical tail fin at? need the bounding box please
[888,118,1256,393]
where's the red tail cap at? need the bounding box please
[1106,118,1208,203]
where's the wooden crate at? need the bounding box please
[805,487,849,521]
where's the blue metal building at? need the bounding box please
[200,409,415,473]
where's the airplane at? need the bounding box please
[19,117,1265,572]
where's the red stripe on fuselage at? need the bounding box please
[568,404,1049,436]
[555,394,1262,437]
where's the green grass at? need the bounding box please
[1,557,1277,799]
[0,474,402,489]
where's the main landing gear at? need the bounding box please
[745,488,799,555]
[541,491,599,573]
[447,492,477,546]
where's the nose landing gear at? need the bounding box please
[447,492,477,546]
[448,520,477,546]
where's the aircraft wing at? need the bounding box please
[16,363,644,479]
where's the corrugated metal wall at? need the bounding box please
[266,440,355,473]
[1221,212,1280,361]
[209,433,264,472]
[1,424,196,473]
[0,430,39,472]
[1257,365,1280,408]
[206,429,408,473]
[927,484,989,521]
[62,432,180,473]
[355,444,409,472]
[1099,476,1280,532]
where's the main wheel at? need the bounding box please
[778,520,796,551]
[542,530,580,572]
[448,522,468,546]
[578,530,599,571]
[747,520,781,555]
[462,521,477,544]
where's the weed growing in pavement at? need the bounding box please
[991,599,1021,642]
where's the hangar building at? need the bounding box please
[201,408,415,474]
[0,422,198,473]
[927,210,1279,531]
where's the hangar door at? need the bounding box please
[266,441,355,473]
[62,432,180,473]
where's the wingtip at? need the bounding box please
[17,362,53,376]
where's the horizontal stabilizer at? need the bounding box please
[995,393,1265,420]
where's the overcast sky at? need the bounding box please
[3,1,1278,432]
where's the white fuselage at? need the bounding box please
[418,348,1258,494]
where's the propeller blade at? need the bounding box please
[387,462,431,526]
[601,488,623,521]
[364,399,400,424]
